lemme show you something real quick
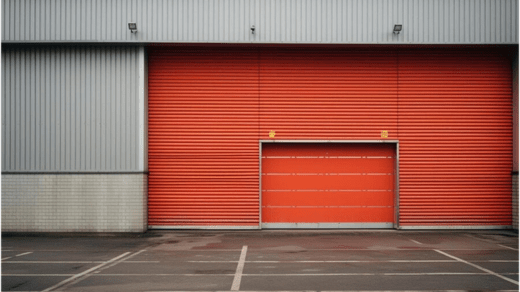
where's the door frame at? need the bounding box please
[259,140,400,229]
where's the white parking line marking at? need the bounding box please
[41,252,131,292]
[498,244,518,251]
[2,257,12,260]
[409,239,423,245]
[231,245,248,291]
[56,249,148,291]
[16,252,33,257]
[435,250,519,285]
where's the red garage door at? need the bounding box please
[148,46,512,229]
[147,47,260,227]
[262,143,396,228]
[398,50,513,227]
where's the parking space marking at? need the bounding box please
[55,249,148,291]
[40,252,131,292]
[435,250,519,285]
[231,245,248,291]
[498,244,518,251]
[2,257,12,260]
[16,252,33,257]
[409,239,423,245]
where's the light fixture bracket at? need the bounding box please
[393,24,403,34]
[128,22,137,33]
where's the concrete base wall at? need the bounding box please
[514,173,518,230]
[2,174,147,232]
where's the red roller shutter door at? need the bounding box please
[398,50,513,227]
[148,46,512,228]
[262,143,396,228]
[147,47,260,227]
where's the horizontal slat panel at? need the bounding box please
[263,174,394,190]
[262,143,395,156]
[263,158,394,173]
[262,207,394,223]
[262,191,394,206]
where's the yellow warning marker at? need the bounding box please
[381,130,388,138]
[269,130,276,138]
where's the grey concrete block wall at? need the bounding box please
[2,174,147,232]
[514,174,518,230]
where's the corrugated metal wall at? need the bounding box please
[3,0,518,44]
[1,46,141,172]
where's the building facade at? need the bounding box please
[2,0,518,232]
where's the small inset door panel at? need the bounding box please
[261,143,396,228]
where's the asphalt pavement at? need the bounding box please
[2,230,519,291]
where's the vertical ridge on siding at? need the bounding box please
[1,46,141,172]
[2,0,517,44]
[2,48,7,170]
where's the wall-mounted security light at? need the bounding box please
[128,23,137,33]
[393,24,403,34]
[251,25,255,35]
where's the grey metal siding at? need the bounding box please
[1,46,141,172]
[2,0,518,44]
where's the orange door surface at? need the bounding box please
[148,46,512,229]
[148,47,260,227]
[398,50,513,227]
[262,143,396,228]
